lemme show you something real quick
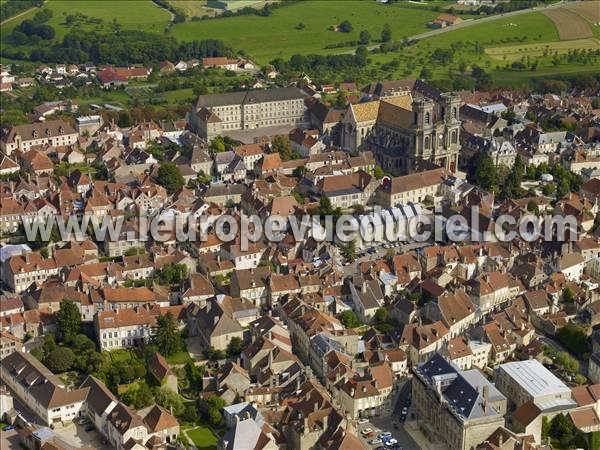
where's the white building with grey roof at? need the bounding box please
[494,359,575,411]
[189,87,308,139]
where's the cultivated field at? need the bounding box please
[567,1,600,23]
[542,7,593,40]
[485,38,600,61]
[169,0,442,63]
[169,0,209,18]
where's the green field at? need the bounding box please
[1,0,171,43]
[485,38,600,62]
[417,11,559,50]
[170,0,443,63]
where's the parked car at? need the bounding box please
[3,425,15,431]
[84,425,94,432]
[360,428,373,436]
[369,439,382,445]
[385,438,398,446]
[357,418,369,425]
[378,432,392,439]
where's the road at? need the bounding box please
[356,379,420,450]
[337,0,572,54]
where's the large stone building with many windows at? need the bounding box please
[189,87,308,139]
[340,80,461,176]
[412,354,506,450]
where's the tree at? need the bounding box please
[154,387,185,416]
[123,382,155,409]
[272,135,296,161]
[556,351,579,374]
[334,90,347,108]
[472,152,498,192]
[152,312,182,356]
[117,110,132,128]
[157,163,184,194]
[201,395,226,426]
[381,23,392,42]
[341,241,356,262]
[340,310,361,329]
[373,166,385,180]
[45,347,75,373]
[226,336,243,357]
[339,20,353,33]
[157,263,187,285]
[562,287,574,303]
[359,30,371,45]
[210,136,226,153]
[56,299,81,343]
[556,323,588,355]
[355,45,368,66]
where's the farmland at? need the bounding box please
[169,1,444,63]
[542,7,593,40]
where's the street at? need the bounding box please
[356,379,420,450]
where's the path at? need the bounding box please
[337,0,576,54]
[1,4,41,26]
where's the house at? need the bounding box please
[94,307,157,351]
[377,167,446,208]
[148,353,178,393]
[316,170,376,209]
[186,299,245,351]
[218,416,277,450]
[427,14,463,28]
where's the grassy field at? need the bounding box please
[417,11,559,50]
[485,38,600,62]
[1,0,171,44]
[170,1,443,63]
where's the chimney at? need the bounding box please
[483,385,489,413]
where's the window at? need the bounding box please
[425,112,430,124]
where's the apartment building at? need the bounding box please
[1,119,78,155]
[0,351,88,426]
[94,307,156,350]
[189,87,308,139]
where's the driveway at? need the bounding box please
[53,422,111,450]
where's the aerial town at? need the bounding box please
[1,1,600,450]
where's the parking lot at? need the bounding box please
[53,419,111,450]
[356,381,420,450]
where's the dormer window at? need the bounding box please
[45,129,50,136]
[32,130,38,138]
[58,126,64,134]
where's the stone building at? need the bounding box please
[412,354,506,450]
[340,80,461,175]
[189,87,308,139]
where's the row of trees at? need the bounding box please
[3,28,234,66]
[0,0,42,22]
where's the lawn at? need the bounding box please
[185,425,218,450]
[170,1,442,63]
[166,350,192,365]
[106,348,138,363]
